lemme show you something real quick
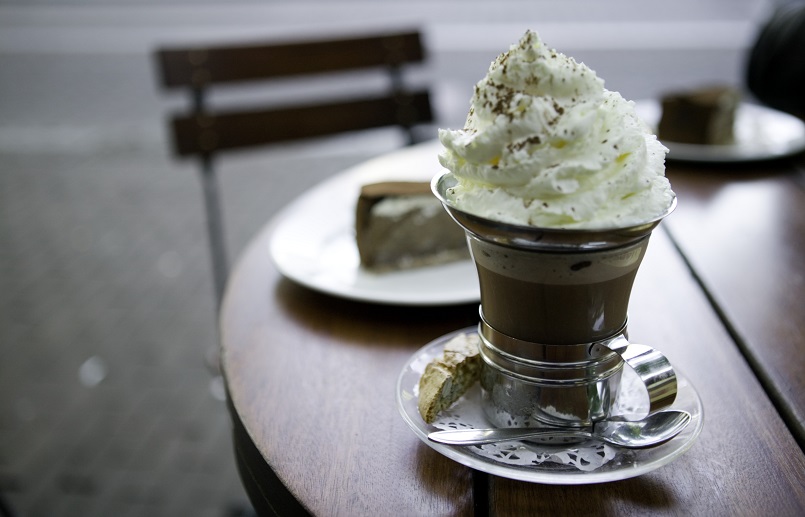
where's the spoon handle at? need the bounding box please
[428,427,594,446]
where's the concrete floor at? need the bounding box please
[0,1,776,515]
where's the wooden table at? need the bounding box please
[220,142,805,516]
[664,160,805,444]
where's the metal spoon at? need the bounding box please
[428,410,691,449]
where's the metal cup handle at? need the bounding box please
[604,334,677,415]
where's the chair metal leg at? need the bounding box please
[198,156,229,312]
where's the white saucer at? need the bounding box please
[268,142,479,306]
[397,328,704,484]
[634,100,805,163]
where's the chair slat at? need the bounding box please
[157,31,425,88]
[155,30,432,315]
[169,91,432,156]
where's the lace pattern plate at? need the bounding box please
[397,328,704,484]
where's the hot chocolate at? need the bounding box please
[469,236,648,345]
[430,30,678,428]
[469,234,649,426]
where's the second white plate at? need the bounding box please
[634,100,805,163]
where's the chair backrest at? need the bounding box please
[155,30,433,157]
[153,31,434,311]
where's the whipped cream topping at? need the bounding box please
[438,30,674,229]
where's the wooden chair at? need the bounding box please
[154,31,434,308]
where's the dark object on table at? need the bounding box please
[154,31,434,307]
[747,2,805,118]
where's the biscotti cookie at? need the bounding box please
[418,333,481,424]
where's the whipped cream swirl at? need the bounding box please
[438,30,674,229]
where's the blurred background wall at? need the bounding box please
[0,0,778,155]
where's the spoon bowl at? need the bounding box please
[428,410,691,449]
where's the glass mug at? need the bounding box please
[433,172,678,428]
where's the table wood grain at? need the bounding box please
[665,159,805,445]
[221,223,480,515]
[221,216,805,516]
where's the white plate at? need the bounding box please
[397,328,704,484]
[268,141,480,306]
[634,100,805,163]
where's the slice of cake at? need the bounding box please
[418,333,481,424]
[658,85,740,145]
[355,181,469,271]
